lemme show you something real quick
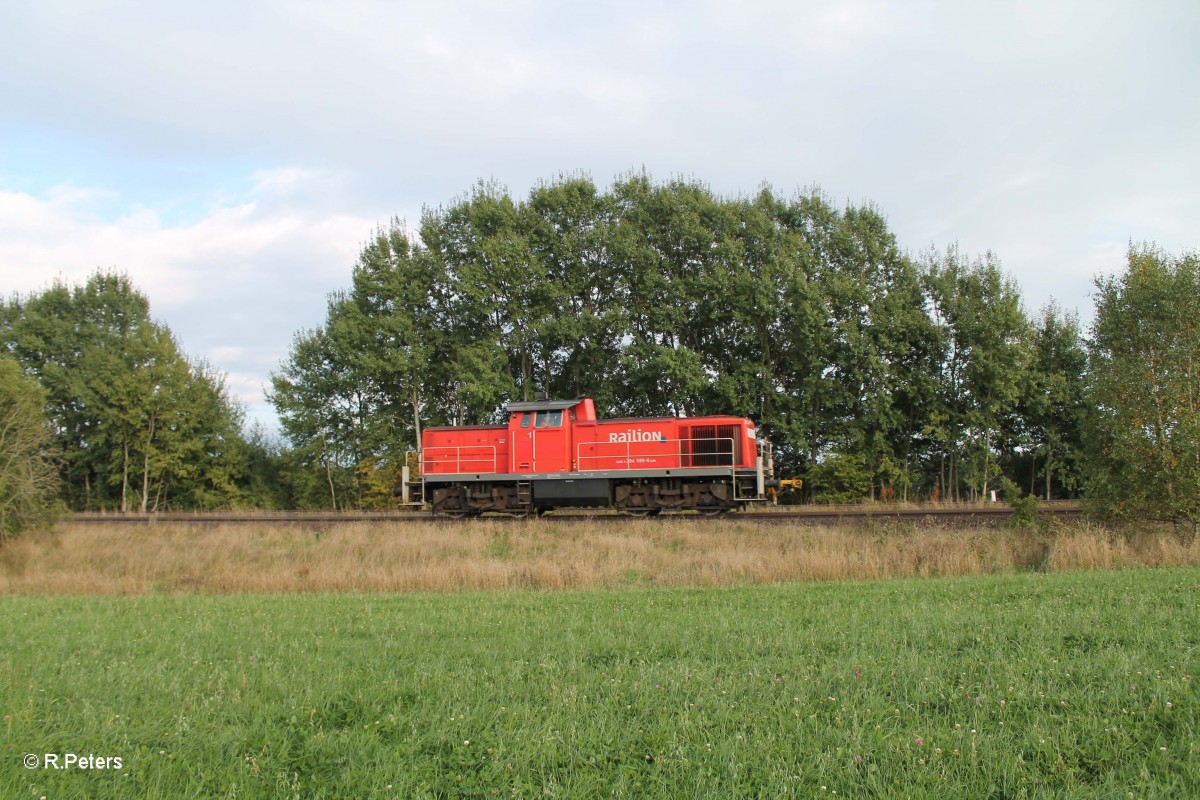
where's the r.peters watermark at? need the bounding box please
[24,753,123,770]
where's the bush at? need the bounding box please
[0,359,60,539]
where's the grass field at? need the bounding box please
[2,518,1198,593]
[2,567,1197,798]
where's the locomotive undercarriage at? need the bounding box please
[428,476,754,518]
[430,483,527,517]
[613,478,738,516]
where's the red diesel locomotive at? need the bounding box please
[411,397,776,516]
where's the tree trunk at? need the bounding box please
[140,412,157,514]
[940,452,946,502]
[121,441,129,513]
[412,386,422,460]
[141,451,150,514]
[323,439,338,511]
[982,430,991,499]
[949,453,957,502]
[1045,453,1052,501]
[521,346,532,400]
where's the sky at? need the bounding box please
[2,0,1197,429]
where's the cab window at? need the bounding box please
[535,410,563,428]
[519,412,531,429]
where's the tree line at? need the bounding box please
[269,175,1092,509]
[2,173,1197,534]
[0,274,282,519]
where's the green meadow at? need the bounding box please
[2,568,1197,798]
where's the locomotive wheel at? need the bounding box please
[623,508,662,518]
[698,508,731,517]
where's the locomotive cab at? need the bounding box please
[506,398,596,474]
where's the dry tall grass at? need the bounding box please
[1,519,1196,595]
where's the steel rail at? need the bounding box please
[69,503,1083,526]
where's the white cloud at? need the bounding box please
[1,0,1198,423]
[712,0,913,63]
[0,168,377,425]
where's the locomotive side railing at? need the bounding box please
[421,445,498,474]
[575,437,737,471]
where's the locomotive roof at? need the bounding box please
[505,398,584,412]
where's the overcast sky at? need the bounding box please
[2,1,1197,428]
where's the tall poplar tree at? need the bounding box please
[922,247,1032,501]
[1013,303,1088,499]
[521,177,625,408]
[1087,244,1200,532]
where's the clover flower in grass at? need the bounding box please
[914,737,924,746]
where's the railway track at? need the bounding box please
[70,502,1083,527]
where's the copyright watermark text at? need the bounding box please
[24,753,123,770]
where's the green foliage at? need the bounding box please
[1006,486,1042,529]
[2,569,1197,797]
[922,247,1033,502]
[0,272,256,511]
[269,219,461,508]
[1012,303,1089,499]
[278,175,1183,508]
[0,358,60,538]
[236,422,289,510]
[1086,245,1200,530]
[805,451,873,504]
[275,175,1028,505]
